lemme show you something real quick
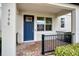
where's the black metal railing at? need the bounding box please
[16,32,18,45]
[41,33,73,55]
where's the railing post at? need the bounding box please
[42,34,45,55]
[16,32,18,45]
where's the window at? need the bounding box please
[46,25,52,31]
[25,17,32,22]
[45,17,52,31]
[37,17,44,31]
[37,24,44,31]
[37,17,52,31]
[37,17,44,21]
[61,18,65,28]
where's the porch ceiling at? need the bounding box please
[17,3,72,15]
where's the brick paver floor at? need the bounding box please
[16,40,68,56]
[16,41,41,56]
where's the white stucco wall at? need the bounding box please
[52,3,79,44]
[57,13,71,32]
[71,8,79,43]
[16,10,71,43]
[0,3,2,37]
[2,3,16,56]
[0,7,1,37]
[16,11,58,43]
[16,14,23,43]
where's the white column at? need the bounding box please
[2,3,16,56]
[71,7,79,43]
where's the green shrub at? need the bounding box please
[55,44,79,56]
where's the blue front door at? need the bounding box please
[24,15,34,41]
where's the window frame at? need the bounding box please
[45,17,52,31]
[61,18,65,28]
[37,16,52,31]
[37,17,45,31]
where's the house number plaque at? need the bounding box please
[8,9,10,26]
